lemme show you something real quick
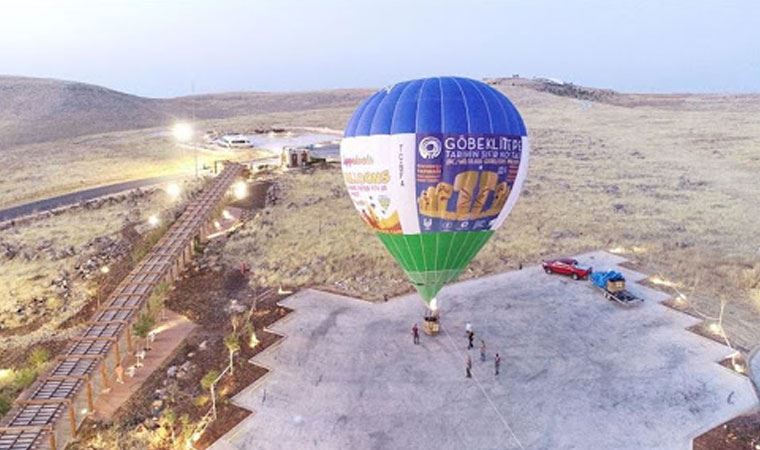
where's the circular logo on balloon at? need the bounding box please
[418,136,442,159]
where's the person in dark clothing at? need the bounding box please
[412,323,420,344]
[494,353,501,375]
[480,339,486,362]
[466,354,472,378]
[467,330,474,349]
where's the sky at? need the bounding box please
[0,0,758,97]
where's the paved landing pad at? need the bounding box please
[212,251,757,450]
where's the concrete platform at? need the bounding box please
[211,251,757,450]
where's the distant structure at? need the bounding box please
[215,134,253,149]
[281,146,310,168]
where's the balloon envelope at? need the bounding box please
[340,76,529,304]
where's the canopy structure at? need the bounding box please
[341,77,529,304]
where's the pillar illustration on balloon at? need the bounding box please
[340,76,529,333]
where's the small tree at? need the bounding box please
[148,282,169,322]
[133,312,155,350]
[160,408,177,444]
[245,322,259,350]
[201,369,222,420]
[177,414,193,448]
[224,333,241,376]
[230,313,242,333]
[200,369,220,392]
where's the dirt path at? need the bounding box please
[92,310,197,419]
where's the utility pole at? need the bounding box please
[192,80,198,178]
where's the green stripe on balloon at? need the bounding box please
[376,231,495,304]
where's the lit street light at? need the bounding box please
[166,182,182,200]
[172,122,193,142]
[233,181,248,200]
[148,214,160,227]
[0,368,13,383]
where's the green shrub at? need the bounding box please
[12,367,38,391]
[0,393,11,416]
[131,222,170,264]
[224,334,240,353]
[200,369,220,391]
[27,348,50,370]
[133,312,155,339]
[193,394,209,407]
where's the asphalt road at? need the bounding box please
[0,174,189,222]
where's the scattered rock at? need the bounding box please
[612,203,628,213]
[227,299,247,314]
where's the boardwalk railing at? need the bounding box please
[0,163,245,450]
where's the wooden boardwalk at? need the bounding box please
[0,163,244,450]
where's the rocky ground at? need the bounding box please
[0,178,204,360]
[69,237,291,450]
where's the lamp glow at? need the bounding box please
[167,182,182,200]
[233,181,247,200]
[172,123,193,142]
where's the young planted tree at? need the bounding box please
[159,408,177,445]
[201,369,222,420]
[133,312,155,350]
[224,333,241,376]
[200,369,220,392]
[244,322,259,350]
[148,282,169,322]
[230,313,242,334]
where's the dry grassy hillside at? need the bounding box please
[224,83,760,350]
[163,89,372,120]
[0,75,370,150]
[2,76,758,348]
[0,76,369,207]
[0,107,355,208]
[0,76,168,148]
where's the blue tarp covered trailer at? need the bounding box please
[590,270,642,306]
[591,270,625,289]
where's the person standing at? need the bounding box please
[466,354,472,378]
[467,330,474,349]
[115,364,125,384]
[480,340,486,362]
[412,323,420,345]
[494,353,501,376]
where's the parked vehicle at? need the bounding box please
[542,258,592,280]
[591,270,643,306]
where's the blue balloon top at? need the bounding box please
[344,77,527,138]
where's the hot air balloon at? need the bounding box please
[340,76,529,308]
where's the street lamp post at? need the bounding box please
[172,122,197,178]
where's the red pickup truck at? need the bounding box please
[542,258,592,280]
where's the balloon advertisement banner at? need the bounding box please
[340,77,529,305]
[340,133,527,235]
[414,133,524,233]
